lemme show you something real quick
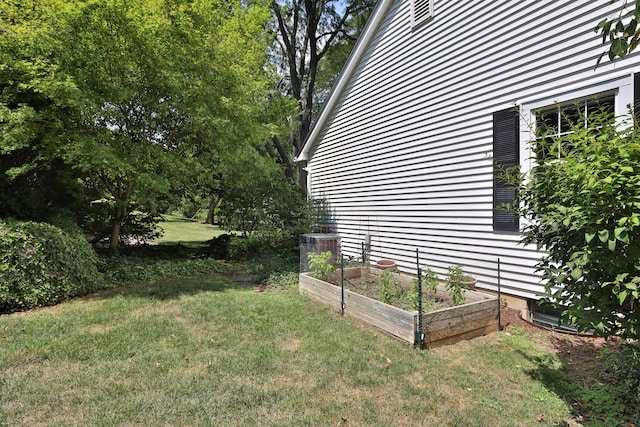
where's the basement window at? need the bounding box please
[529,301,583,334]
[412,0,434,27]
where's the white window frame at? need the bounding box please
[519,74,634,177]
[412,0,434,28]
[535,93,616,138]
[516,74,634,229]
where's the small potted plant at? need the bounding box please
[375,259,397,270]
[446,265,477,290]
[446,265,478,305]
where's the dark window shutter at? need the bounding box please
[493,108,520,231]
[635,73,640,121]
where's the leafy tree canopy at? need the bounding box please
[1,0,275,252]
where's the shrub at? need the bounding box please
[248,248,299,285]
[513,109,640,340]
[227,235,265,260]
[0,219,104,312]
[307,251,335,281]
[248,248,300,287]
[217,156,312,239]
[207,234,232,259]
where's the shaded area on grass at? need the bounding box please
[513,322,635,426]
[85,273,252,303]
[0,280,577,427]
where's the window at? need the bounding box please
[412,0,434,27]
[493,107,520,232]
[535,94,615,158]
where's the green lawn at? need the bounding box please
[156,214,226,246]
[0,276,577,426]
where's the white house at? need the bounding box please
[296,0,640,317]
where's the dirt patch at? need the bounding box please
[278,337,302,352]
[332,273,454,312]
[500,307,628,425]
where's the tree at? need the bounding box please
[596,0,640,64]
[0,1,86,221]
[269,0,374,191]
[513,108,640,341]
[216,144,309,237]
[1,0,275,253]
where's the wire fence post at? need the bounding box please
[341,253,345,315]
[415,248,425,349]
[497,257,502,331]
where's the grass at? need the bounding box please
[0,276,578,426]
[156,214,226,246]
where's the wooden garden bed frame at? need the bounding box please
[299,267,499,348]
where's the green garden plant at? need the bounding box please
[446,265,468,306]
[0,220,104,312]
[307,251,336,282]
[410,266,439,311]
[378,269,402,304]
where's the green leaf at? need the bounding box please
[614,227,629,243]
[594,322,605,335]
[608,239,617,251]
[611,38,628,58]
[619,290,628,305]
[585,232,596,243]
[598,229,609,243]
[616,273,630,282]
[571,268,583,280]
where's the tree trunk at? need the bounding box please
[204,195,220,225]
[297,160,307,193]
[109,204,127,255]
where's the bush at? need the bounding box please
[248,248,299,285]
[0,219,104,312]
[227,235,265,260]
[206,234,232,259]
[216,155,312,239]
[222,232,299,261]
[513,109,640,340]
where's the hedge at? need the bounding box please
[0,219,104,312]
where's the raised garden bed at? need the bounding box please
[299,267,499,348]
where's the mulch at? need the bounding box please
[499,306,622,374]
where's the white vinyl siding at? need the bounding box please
[305,0,640,300]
